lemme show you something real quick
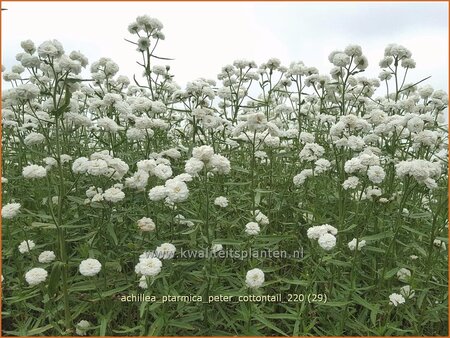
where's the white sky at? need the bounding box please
[1,1,448,93]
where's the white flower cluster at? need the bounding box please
[347,238,366,251]
[395,159,442,189]
[2,203,21,219]
[72,151,129,180]
[185,145,231,176]
[307,224,338,251]
[79,258,102,277]
[245,268,265,289]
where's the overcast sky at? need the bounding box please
[2,1,448,93]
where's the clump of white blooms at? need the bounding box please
[254,209,269,225]
[317,233,337,251]
[395,160,442,189]
[155,243,176,259]
[307,224,338,251]
[245,222,260,235]
[389,293,406,307]
[348,238,367,251]
[211,244,223,254]
[79,258,102,276]
[2,203,21,219]
[138,275,148,289]
[75,320,91,336]
[433,239,447,251]
[245,268,265,289]
[397,268,411,282]
[135,257,163,277]
[38,251,56,263]
[214,196,229,208]
[18,240,36,254]
[25,267,48,286]
[22,164,47,179]
[399,285,415,299]
[103,187,125,203]
[137,217,156,232]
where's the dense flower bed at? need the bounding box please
[1,14,448,336]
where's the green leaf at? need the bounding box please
[27,324,54,336]
[212,239,244,246]
[147,317,164,336]
[352,293,378,312]
[30,222,57,229]
[383,267,399,280]
[47,261,63,296]
[254,313,288,336]
[361,231,394,241]
[106,223,118,245]
[321,301,351,307]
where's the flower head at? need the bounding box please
[79,258,102,276]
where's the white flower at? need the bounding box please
[211,244,223,254]
[103,187,125,203]
[299,143,325,162]
[245,268,265,288]
[155,243,176,259]
[86,159,109,176]
[318,233,336,251]
[97,117,124,133]
[406,116,424,133]
[433,239,446,251]
[185,157,204,176]
[395,159,441,186]
[332,52,351,67]
[25,267,48,286]
[389,293,406,306]
[137,217,156,232]
[2,203,21,219]
[60,154,72,164]
[347,238,366,251]
[306,224,338,240]
[135,257,162,276]
[24,132,45,146]
[314,159,331,174]
[79,258,102,276]
[125,170,149,191]
[209,154,231,174]
[148,185,168,201]
[72,157,90,174]
[367,165,386,184]
[43,157,58,169]
[245,112,267,132]
[344,158,364,174]
[75,320,91,336]
[18,240,35,253]
[173,173,193,182]
[164,179,189,203]
[214,196,228,208]
[127,128,146,141]
[38,251,56,263]
[22,164,47,179]
[192,145,214,162]
[399,285,415,299]
[138,275,148,289]
[397,268,411,282]
[254,210,269,225]
[293,169,313,186]
[153,164,173,180]
[342,176,359,190]
[245,222,260,235]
